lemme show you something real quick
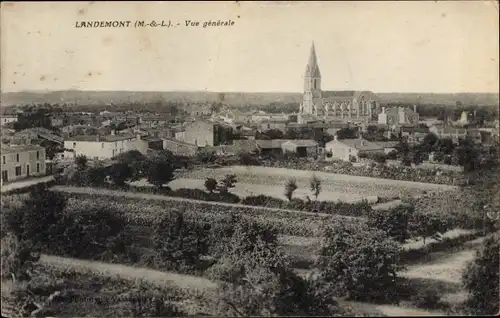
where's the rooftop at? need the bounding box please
[66,134,138,142]
[282,139,318,147]
[330,138,383,151]
[1,144,45,154]
[256,139,291,149]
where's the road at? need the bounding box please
[1,175,54,193]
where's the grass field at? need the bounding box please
[176,165,458,199]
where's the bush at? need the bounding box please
[367,204,414,243]
[462,233,499,315]
[316,221,403,302]
[152,209,210,274]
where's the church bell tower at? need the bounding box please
[301,41,322,115]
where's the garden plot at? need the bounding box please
[176,165,458,199]
[131,178,370,203]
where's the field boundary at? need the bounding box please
[51,185,358,220]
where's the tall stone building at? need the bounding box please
[299,42,381,123]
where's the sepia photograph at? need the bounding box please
[1,1,499,317]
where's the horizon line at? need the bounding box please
[2,89,499,95]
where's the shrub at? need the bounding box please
[366,204,414,243]
[284,178,298,201]
[204,178,217,193]
[146,152,176,188]
[310,174,322,200]
[218,174,237,193]
[152,209,210,274]
[462,233,499,315]
[316,221,403,302]
[109,162,133,186]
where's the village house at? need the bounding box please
[429,125,482,144]
[63,132,148,160]
[378,106,419,126]
[255,139,289,156]
[1,144,46,185]
[373,141,399,154]
[1,114,19,126]
[175,121,233,147]
[281,140,318,157]
[139,114,172,128]
[258,119,288,133]
[162,138,199,156]
[325,136,384,162]
[398,126,430,143]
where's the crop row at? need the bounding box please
[63,193,359,237]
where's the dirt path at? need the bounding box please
[52,185,358,220]
[40,254,217,291]
[1,175,54,193]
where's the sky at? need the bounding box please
[1,1,499,93]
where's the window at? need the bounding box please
[2,156,5,165]
[102,143,105,149]
[16,154,19,162]
[73,142,76,148]
[36,163,40,173]
[36,151,40,159]
[15,166,21,176]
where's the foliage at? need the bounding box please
[309,174,321,200]
[316,221,403,301]
[152,209,210,273]
[75,155,88,171]
[408,211,450,244]
[2,185,67,246]
[218,174,237,193]
[238,152,260,166]
[113,150,147,181]
[54,205,130,260]
[366,204,414,243]
[336,127,358,139]
[146,151,176,188]
[1,233,39,282]
[109,162,133,186]
[204,178,218,193]
[86,166,108,187]
[207,218,341,316]
[462,233,499,315]
[196,149,218,164]
[284,178,298,201]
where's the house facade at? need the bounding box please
[63,133,148,160]
[1,114,18,126]
[162,138,198,156]
[281,140,318,157]
[1,145,46,185]
[325,137,384,161]
[378,106,419,126]
[176,121,233,147]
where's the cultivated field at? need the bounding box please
[175,165,458,200]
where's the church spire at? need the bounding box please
[305,41,321,78]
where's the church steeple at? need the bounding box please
[305,41,321,78]
[300,41,322,116]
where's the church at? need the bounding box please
[299,42,381,124]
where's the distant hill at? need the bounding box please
[1,90,498,108]
[0,90,303,108]
[377,92,499,107]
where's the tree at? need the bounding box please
[284,178,298,201]
[109,162,133,187]
[153,209,209,273]
[75,155,88,171]
[114,150,147,181]
[336,127,358,139]
[462,233,499,315]
[409,212,449,245]
[218,174,237,193]
[316,221,403,301]
[366,204,414,243]
[87,166,107,187]
[309,174,321,200]
[204,178,218,194]
[206,217,340,316]
[258,129,284,140]
[421,133,440,153]
[146,153,176,189]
